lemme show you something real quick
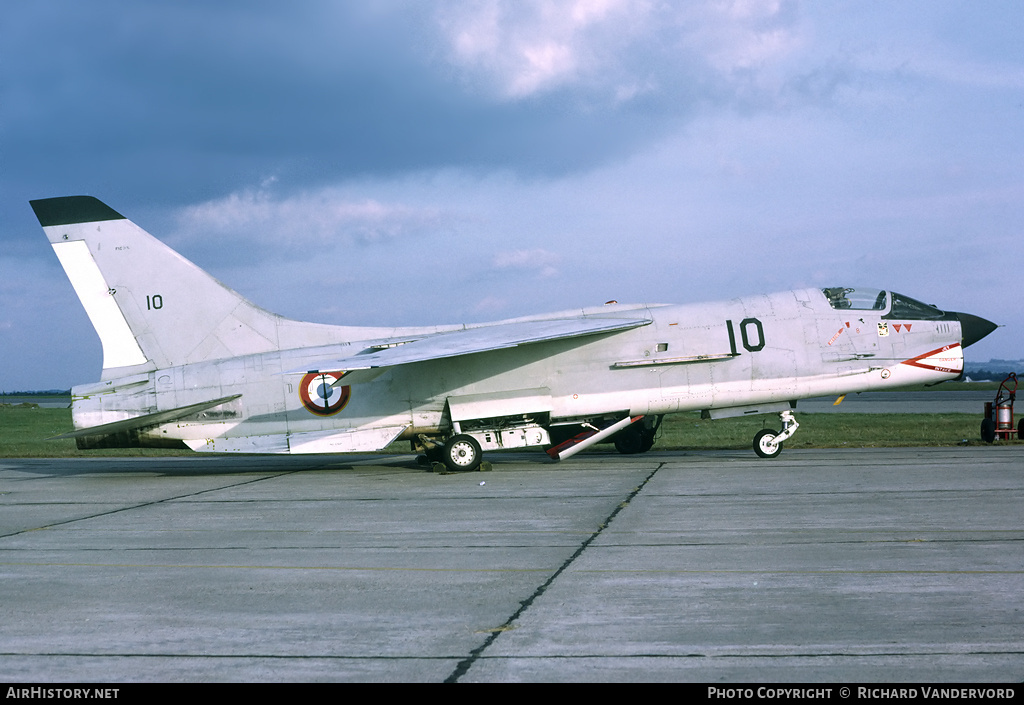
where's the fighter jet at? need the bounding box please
[31,196,997,468]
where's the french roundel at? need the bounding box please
[299,372,352,416]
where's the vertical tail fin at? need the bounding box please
[32,196,288,377]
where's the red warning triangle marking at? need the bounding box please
[905,323,912,332]
[893,324,902,333]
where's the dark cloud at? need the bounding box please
[1,1,697,212]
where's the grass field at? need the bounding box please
[1,404,1014,458]
[0,406,191,458]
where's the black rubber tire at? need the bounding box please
[753,428,783,458]
[443,434,483,472]
[639,428,656,453]
[981,417,996,443]
[614,425,645,454]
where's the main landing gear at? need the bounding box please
[416,434,487,473]
[613,415,662,455]
[442,434,483,472]
[753,410,800,459]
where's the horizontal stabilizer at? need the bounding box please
[288,316,651,375]
[182,425,408,454]
[49,394,242,440]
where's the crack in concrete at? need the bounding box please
[444,462,665,683]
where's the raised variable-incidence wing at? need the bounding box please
[288,316,654,376]
[31,196,998,467]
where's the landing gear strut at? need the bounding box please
[753,410,800,459]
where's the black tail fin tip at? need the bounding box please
[30,196,126,228]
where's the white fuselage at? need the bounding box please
[69,287,964,454]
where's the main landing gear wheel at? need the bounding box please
[614,425,645,454]
[638,428,656,453]
[613,416,661,454]
[753,429,783,458]
[443,434,483,472]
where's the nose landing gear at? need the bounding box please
[753,410,800,458]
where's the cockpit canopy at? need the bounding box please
[822,287,886,311]
[821,287,946,320]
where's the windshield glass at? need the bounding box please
[822,287,887,311]
[886,292,945,320]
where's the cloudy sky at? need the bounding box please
[2,1,1022,391]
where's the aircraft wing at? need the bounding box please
[289,316,651,375]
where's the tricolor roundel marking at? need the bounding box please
[299,372,351,416]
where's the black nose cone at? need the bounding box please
[955,312,998,348]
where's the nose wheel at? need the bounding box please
[753,410,799,459]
